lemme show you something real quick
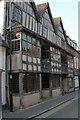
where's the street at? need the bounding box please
[36,91,79,119]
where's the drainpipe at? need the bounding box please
[4,0,9,109]
[9,0,13,112]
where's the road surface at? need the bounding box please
[36,91,79,119]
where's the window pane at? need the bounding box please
[32,38,36,44]
[15,41,17,51]
[14,7,18,21]
[22,33,26,40]
[43,27,47,38]
[27,4,30,13]
[31,18,33,31]
[18,9,21,23]
[50,47,53,52]
[12,41,14,51]
[38,41,40,46]
[27,43,32,51]
[28,16,30,29]
[12,40,20,51]
[27,36,31,43]
[22,40,26,51]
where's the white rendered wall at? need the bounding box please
[0,46,6,105]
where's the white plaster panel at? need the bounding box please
[33,65,37,71]
[28,56,32,63]
[33,58,36,64]
[38,66,41,71]
[38,58,40,64]
[23,55,26,61]
[28,65,32,71]
[23,64,26,70]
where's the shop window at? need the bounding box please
[52,75,60,88]
[23,73,40,93]
[42,74,49,89]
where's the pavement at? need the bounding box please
[37,96,78,118]
[2,90,78,119]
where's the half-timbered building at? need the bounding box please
[2,1,80,110]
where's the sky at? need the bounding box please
[0,0,79,45]
[35,0,79,45]
[0,1,4,35]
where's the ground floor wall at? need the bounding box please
[1,72,6,108]
[52,88,62,98]
[8,72,76,110]
[13,92,40,110]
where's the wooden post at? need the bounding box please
[49,74,52,97]
[19,73,23,109]
[60,76,62,95]
[40,73,42,99]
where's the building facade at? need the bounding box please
[66,36,80,90]
[1,1,80,110]
[0,35,8,109]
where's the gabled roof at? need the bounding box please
[36,2,55,32]
[54,17,61,25]
[12,1,40,21]
[53,17,66,37]
[30,2,40,21]
[36,2,48,14]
